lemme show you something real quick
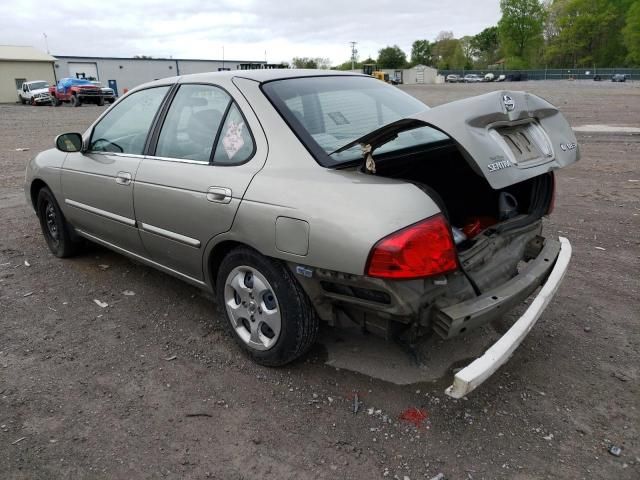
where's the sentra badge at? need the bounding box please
[488,159,513,172]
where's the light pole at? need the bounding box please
[43,33,49,54]
[350,41,357,71]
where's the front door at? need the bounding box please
[133,83,265,281]
[61,85,172,254]
[108,79,118,96]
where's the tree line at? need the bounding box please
[329,0,640,70]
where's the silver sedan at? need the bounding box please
[25,70,578,396]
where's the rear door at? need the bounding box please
[61,85,172,254]
[133,82,267,281]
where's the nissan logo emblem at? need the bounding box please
[503,94,515,112]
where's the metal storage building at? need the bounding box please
[53,56,268,96]
[0,45,56,103]
[347,65,438,84]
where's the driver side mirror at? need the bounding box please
[55,133,84,153]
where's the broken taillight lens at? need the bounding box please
[366,214,458,279]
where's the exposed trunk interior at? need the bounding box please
[371,140,554,251]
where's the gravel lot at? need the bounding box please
[1,80,638,479]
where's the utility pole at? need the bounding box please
[350,41,358,71]
[43,33,49,54]
[222,45,225,70]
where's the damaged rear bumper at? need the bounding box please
[445,236,572,398]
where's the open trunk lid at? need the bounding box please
[336,90,579,189]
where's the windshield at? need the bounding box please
[28,81,48,90]
[262,76,448,166]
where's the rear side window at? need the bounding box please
[90,86,170,155]
[155,84,231,162]
[213,104,255,164]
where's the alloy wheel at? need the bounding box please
[224,266,281,351]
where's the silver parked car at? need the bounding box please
[463,74,483,83]
[25,70,578,397]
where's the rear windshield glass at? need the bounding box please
[262,76,448,166]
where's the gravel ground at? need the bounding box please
[0,80,638,479]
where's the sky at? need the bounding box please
[1,0,501,65]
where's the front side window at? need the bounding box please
[262,76,447,166]
[155,84,231,162]
[90,86,170,155]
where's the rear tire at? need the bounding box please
[36,187,79,258]
[216,247,318,366]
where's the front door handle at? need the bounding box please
[115,171,132,186]
[206,187,232,204]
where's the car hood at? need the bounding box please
[332,90,579,189]
[30,88,50,95]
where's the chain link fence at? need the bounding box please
[439,68,639,81]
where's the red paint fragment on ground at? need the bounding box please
[399,407,428,428]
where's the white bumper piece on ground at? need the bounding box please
[445,237,572,399]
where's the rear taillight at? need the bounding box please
[547,172,556,214]
[366,214,458,279]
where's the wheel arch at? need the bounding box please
[206,239,251,291]
[29,178,49,209]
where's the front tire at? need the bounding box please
[216,248,318,366]
[97,97,105,106]
[70,95,81,107]
[36,187,79,258]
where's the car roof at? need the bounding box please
[178,69,367,84]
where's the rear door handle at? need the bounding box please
[206,187,232,204]
[115,171,132,186]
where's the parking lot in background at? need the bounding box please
[1,80,638,479]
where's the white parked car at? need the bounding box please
[17,80,52,105]
[484,73,495,82]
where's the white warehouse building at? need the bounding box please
[53,55,270,96]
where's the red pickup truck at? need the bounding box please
[50,78,105,107]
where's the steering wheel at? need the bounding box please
[91,138,124,153]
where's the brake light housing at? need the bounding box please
[366,214,459,279]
